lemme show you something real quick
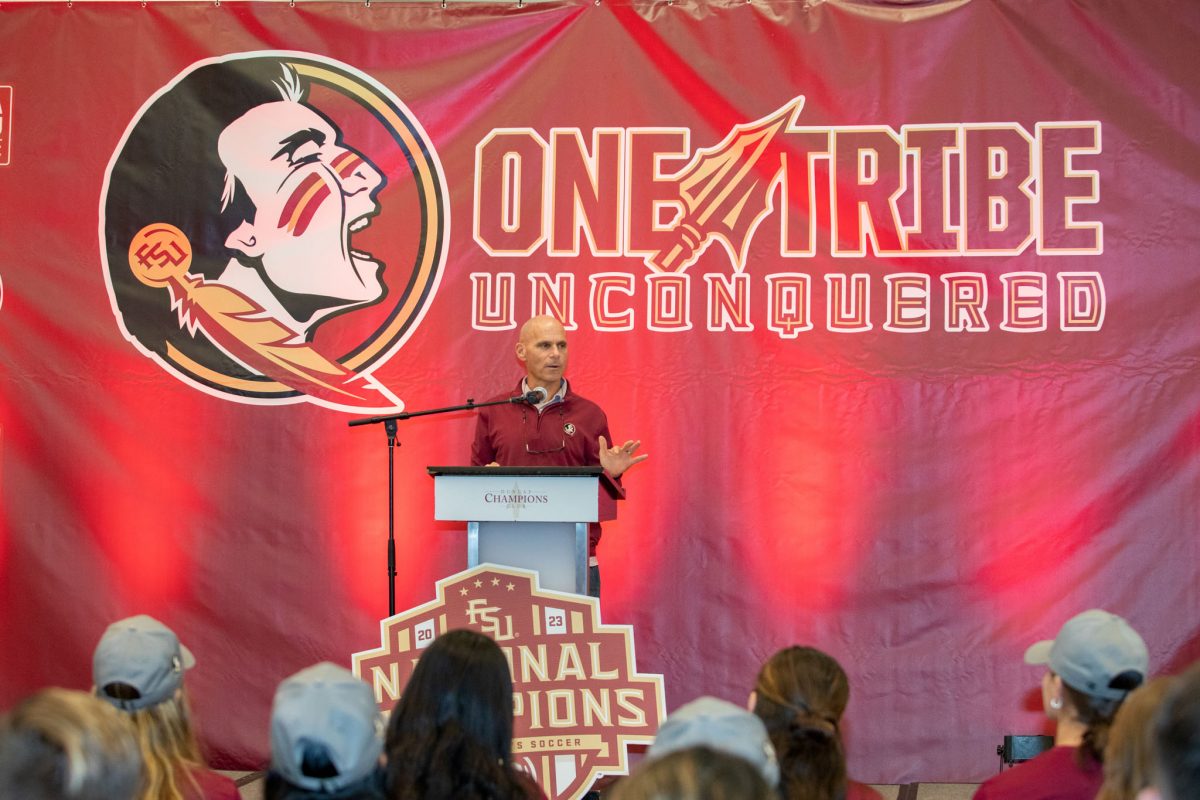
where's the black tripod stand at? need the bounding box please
[347,391,541,616]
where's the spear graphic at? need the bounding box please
[647,96,805,274]
[128,223,401,410]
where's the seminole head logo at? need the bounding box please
[101,52,448,411]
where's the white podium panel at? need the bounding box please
[434,475,599,523]
[470,521,587,594]
[429,467,622,597]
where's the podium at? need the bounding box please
[428,466,624,595]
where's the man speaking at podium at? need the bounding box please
[471,315,647,597]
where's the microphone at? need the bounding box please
[521,386,548,405]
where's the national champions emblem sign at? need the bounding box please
[100,52,448,412]
[353,565,666,800]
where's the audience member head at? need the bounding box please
[1098,677,1175,800]
[611,745,774,800]
[1138,661,1200,800]
[94,615,195,713]
[750,646,848,800]
[1025,609,1149,767]
[385,628,530,800]
[92,614,206,800]
[648,696,779,787]
[266,662,385,800]
[0,688,143,800]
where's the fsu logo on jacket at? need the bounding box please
[100,52,448,412]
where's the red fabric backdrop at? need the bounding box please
[1,0,1198,783]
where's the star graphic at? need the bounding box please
[506,582,516,591]
[474,579,483,588]
[459,587,469,596]
[491,577,501,586]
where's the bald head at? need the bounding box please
[519,315,565,345]
[516,315,568,393]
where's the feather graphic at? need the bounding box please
[647,96,806,274]
[128,223,399,409]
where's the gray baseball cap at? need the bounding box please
[1024,609,1149,700]
[93,614,196,711]
[648,696,780,786]
[270,662,383,793]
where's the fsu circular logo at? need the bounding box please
[101,52,448,411]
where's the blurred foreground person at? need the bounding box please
[266,662,386,800]
[972,609,1148,800]
[1137,661,1200,800]
[647,696,779,788]
[750,646,881,800]
[610,745,774,800]
[385,628,545,800]
[1097,677,1175,800]
[0,687,143,800]
[93,615,238,800]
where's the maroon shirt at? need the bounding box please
[181,766,240,800]
[471,380,616,555]
[970,746,1102,800]
[847,778,884,800]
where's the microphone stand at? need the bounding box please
[348,394,536,617]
